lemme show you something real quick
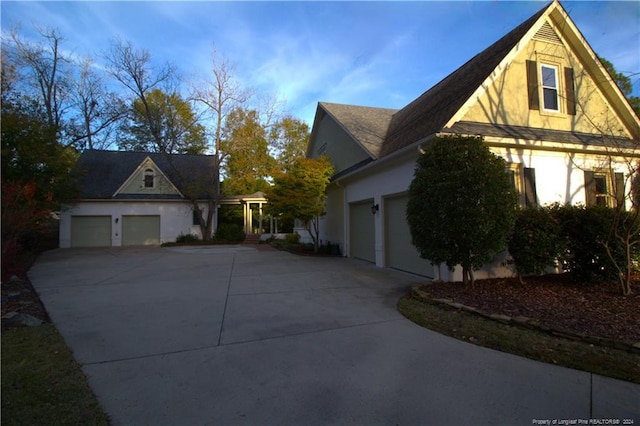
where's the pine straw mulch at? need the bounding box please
[420,273,640,345]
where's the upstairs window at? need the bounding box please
[541,64,559,112]
[144,168,154,188]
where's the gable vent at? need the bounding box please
[533,21,562,45]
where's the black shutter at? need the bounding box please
[615,172,625,210]
[526,60,540,110]
[524,168,538,208]
[564,67,576,115]
[584,171,596,206]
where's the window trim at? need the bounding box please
[540,63,560,113]
[507,163,525,206]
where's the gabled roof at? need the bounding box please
[380,1,550,157]
[318,102,398,158]
[73,150,217,200]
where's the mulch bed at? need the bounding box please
[421,274,640,344]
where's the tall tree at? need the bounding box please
[599,55,640,116]
[221,107,274,195]
[1,55,78,249]
[9,26,70,141]
[266,156,334,253]
[105,38,176,150]
[269,116,310,171]
[118,89,207,154]
[406,135,518,286]
[68,57,126,150]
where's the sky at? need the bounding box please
[2,1,639,126]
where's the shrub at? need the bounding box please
[508,207,564,282]
[215,223,245,242]
[285,233,300,244]
[550,204,633,283]
[176,233,200,244]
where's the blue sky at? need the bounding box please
[2,1,639,126]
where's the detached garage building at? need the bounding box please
[60,150,217,248]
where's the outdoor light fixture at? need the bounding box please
[115,218,119,224]
[371,204,379,214]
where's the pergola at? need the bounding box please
[219,191,277,234]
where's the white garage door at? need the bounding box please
[122,215,160,246]
[349,200,375,263]
[385,195,434,278]
[71,216,112,247]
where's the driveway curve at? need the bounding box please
[30,246,639,425]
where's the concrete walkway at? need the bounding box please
[30,246,639,425]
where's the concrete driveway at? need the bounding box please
[30,246,639,425]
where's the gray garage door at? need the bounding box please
[385,195,434,278]
[71,216,112,247]
[122,215,160,246]
[349,200,375,263]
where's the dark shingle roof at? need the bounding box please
[380,2,551,157]
[319,102,398,158]
[74,150,217,200]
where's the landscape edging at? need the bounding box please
[410,286,640,355]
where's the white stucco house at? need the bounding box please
[59,150,219,247]
[306,0,640,280]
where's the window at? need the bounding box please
[541,64,559,112]
[584,170,625,208]
[507,164,538,207]
[143,169,154,188]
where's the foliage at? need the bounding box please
[550,204,640,287]
[1,76,78,253]
[285,233,300,244]
[265,156,334,253]
[599,55,640,116]
[508,207,565,282]
[269,116,310,171]
[118,89,207,154]
[215,223,245,242]
[175,233,201,243]
[406,135,518,285]
[221,107,274,195]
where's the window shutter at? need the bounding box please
[584,171,596,206]
[615,172,625,210]
[526,60,540,110]
[564,67,576,115]
[523,168,538,208]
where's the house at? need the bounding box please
[59,150,218,247]
[306,0,640,281]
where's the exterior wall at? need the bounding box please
[118,158,181,196]
[60,200,211,248]
[310,112,372,173]
[324,144,633,281]
[462,33,632,139]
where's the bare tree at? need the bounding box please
[10,26,70,138]
[104,37,176,150]
[68,57,126,150]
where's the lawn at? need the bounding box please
[1,324,110,426]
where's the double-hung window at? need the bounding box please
[144,168,154,188]
[541,64,559,112]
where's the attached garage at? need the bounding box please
[385,195,434,278]
[71,216,112,247]
[349,200,375,262]
[122,215,160,246]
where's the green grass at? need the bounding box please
[398,295,640,384]
[1,324,110,426]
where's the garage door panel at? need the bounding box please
[385,196,434,277]
[122,215,160,246]
[71,216,112,247]
[349,201,375,263]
